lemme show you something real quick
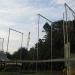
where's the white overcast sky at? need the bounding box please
[0,0,75,54]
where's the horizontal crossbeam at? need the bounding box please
[1,58,75,64]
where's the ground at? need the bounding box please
[0,72,53,75]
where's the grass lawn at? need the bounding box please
[0,72,52,75]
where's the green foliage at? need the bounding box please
[7,20,75,71]
[29,47,37,60]
[11,47,29,60]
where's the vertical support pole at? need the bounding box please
[63,13,67,75]
[2,38,4,52]
[51,22,52,73]
[65,4,68,75]
[65,4,69,44]
[27,32,30,50]
[6,28,10,73]
[7,28,10,54]
[63,13,67,68]
[37,15,40,60]
[63,13,66,58]
[37,14,53,73]
[36,14,40,72]
[20,33,23,60]
[21,33,23,48]
[0,38,4,52]
[65,3,70,75]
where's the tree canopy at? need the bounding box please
[7,19,75,71]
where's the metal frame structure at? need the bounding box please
[37,14,53,72]
[7,28,23,60]
[65,3,75,18]
[2,58,75,63]
[2,3,75,74]
[37,5,75,74]
[64,3,75,75]
[64,3,75,19]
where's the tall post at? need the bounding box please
[65,3,70,75]
[65,3,68,75]
[27,32,30,50]
[37,15,40,60]
[37,14,53,73]
[36,14,40,72]
[2,38,4,52]
[63,13,66,64]
[21,33,23,48]
[20,33,23,60]
[7,28,10,54]
[65,3,68,43]
[51,21,52,73]
[63,13,68,75]
[0,38,4,52]
[38,14,52,72]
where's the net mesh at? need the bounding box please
[2,4,75,75]
[64,4,75,57]
[7,29,23,54]
[35,14,64,74]
[64,3,75,75]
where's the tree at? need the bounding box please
[8,20,75,71]
[12,47,29,60]
[29,47,37,60]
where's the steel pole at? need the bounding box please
[36,14,40,72]
[7,28,10,53]
[37,14,53,73]
[20,33,23,60]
